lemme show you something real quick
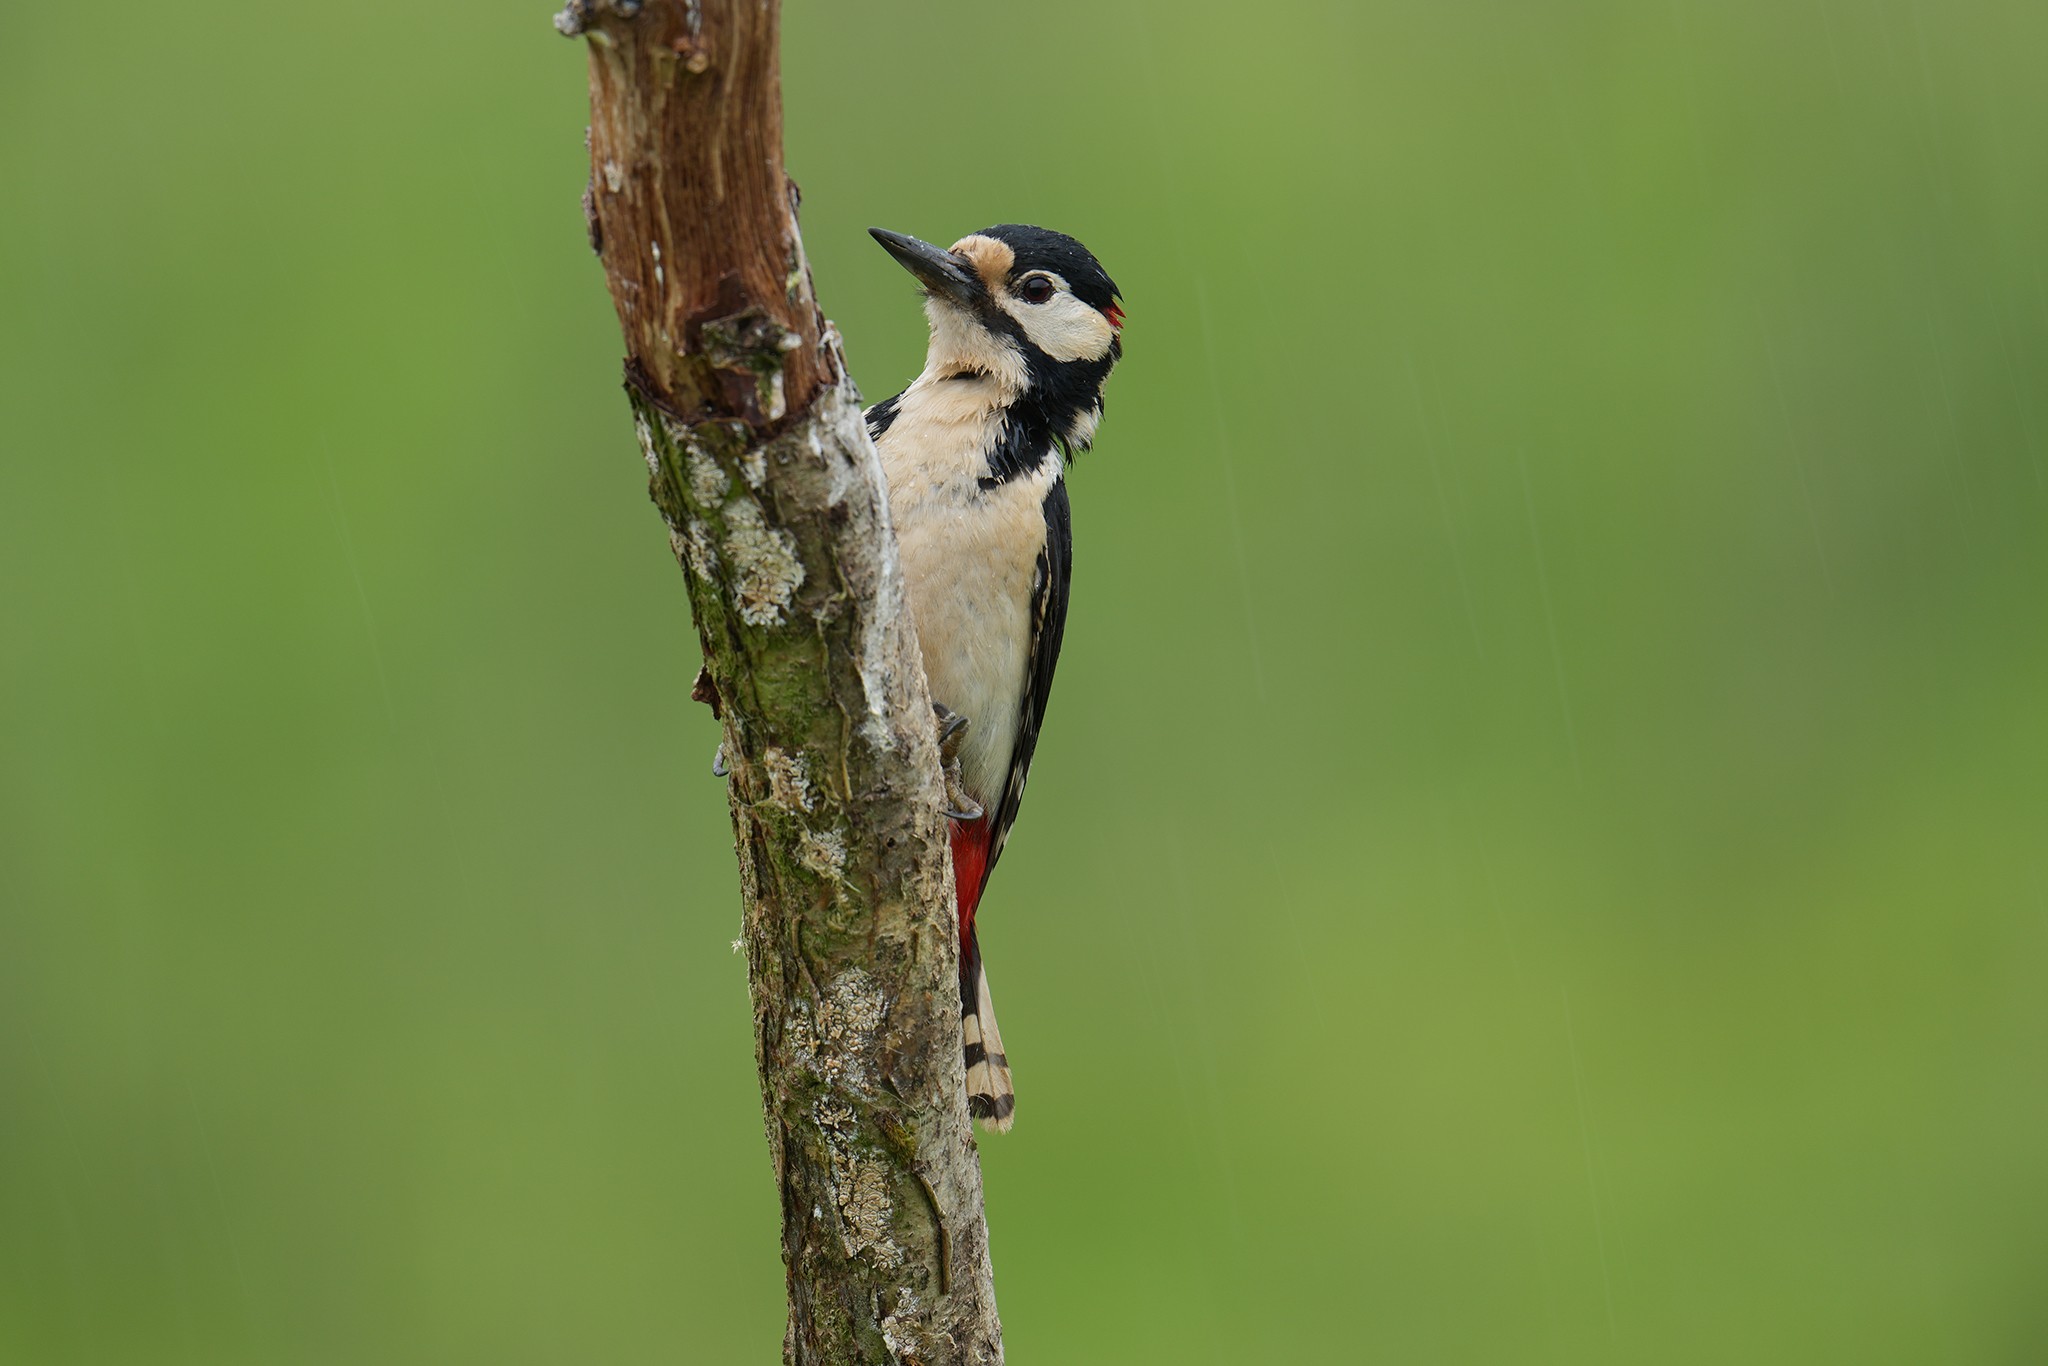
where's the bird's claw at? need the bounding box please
[933,703,983,822]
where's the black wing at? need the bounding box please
[978,475,1072,892]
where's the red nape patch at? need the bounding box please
[949,819,993,946]
[1104,302,1125,330]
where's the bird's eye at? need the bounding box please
[1019,275,1056,304]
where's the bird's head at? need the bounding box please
[870,223,1123,451]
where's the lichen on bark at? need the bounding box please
[626,371,1002,1365]
[565,2,1003,1361]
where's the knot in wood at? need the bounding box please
[699,307,803,376]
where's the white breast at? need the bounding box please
[876,377,1057,804]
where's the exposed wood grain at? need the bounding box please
[574,0,826,425]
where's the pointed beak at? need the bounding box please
[868,228,983,308]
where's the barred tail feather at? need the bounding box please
[961,956,1014,1132]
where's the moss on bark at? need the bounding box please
[564,5,1006,1350]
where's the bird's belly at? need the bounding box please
[890,471,1054,802]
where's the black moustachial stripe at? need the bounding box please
[1020,347,1118,453]
[976,346,1118,489]
[978,413,1054,489]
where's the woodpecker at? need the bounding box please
[864,224,1123,1131]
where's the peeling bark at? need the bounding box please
[560,3,1002,1361]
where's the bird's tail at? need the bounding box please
[960,929,1015,1132]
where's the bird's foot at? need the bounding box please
[933,702,983,822]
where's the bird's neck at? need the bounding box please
[880,369,1052,491]
[911,346,1108,458]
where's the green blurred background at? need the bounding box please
[4,1,2045,1361]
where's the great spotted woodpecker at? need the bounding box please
[864,225,1123,1131]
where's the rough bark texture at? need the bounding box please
[559,3,1002,1361]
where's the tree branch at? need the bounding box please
[560,3,1003,1360]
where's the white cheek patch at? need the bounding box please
[997,291,1116,364]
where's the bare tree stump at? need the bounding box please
[558,2,1003,1360]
